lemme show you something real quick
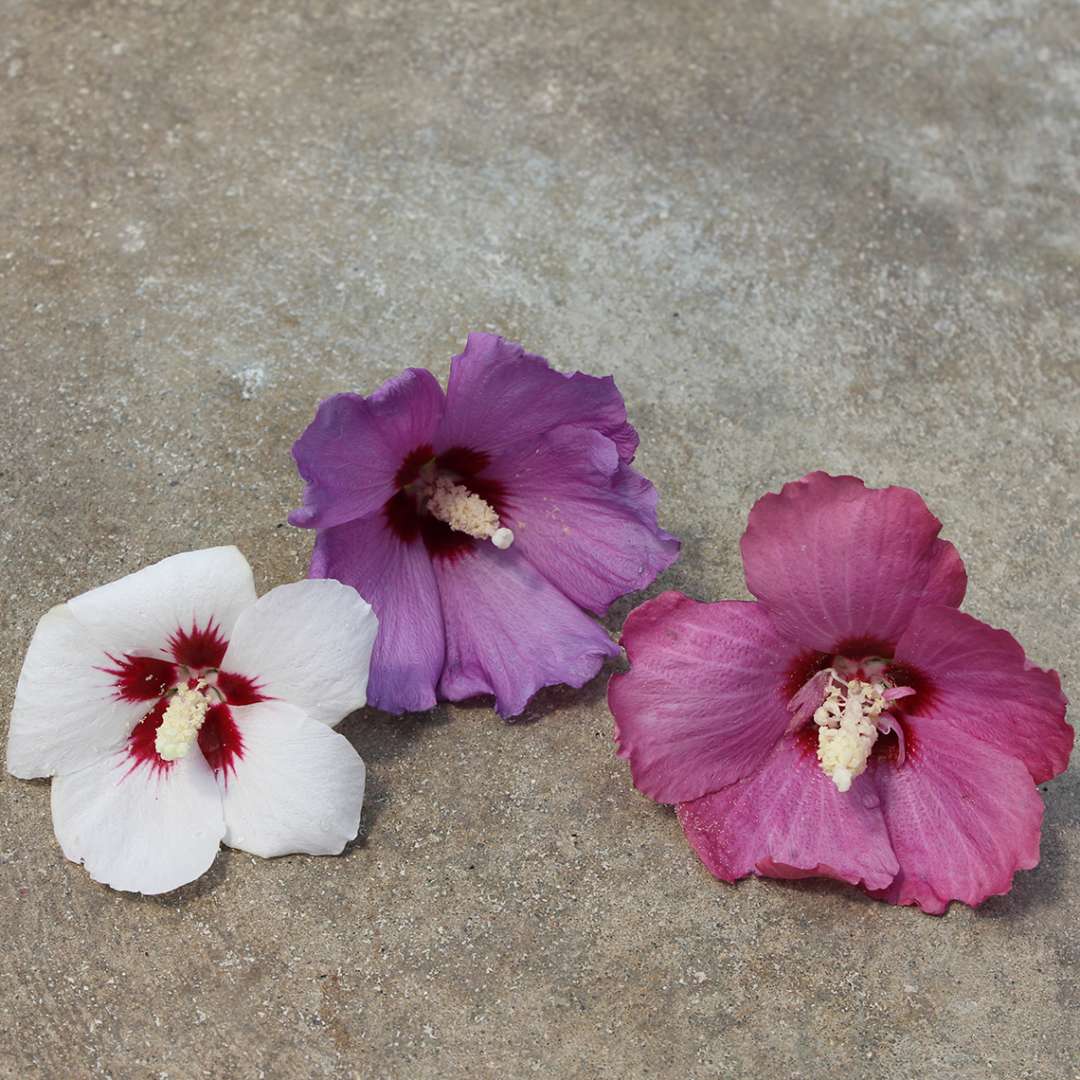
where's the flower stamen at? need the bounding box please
[155,680,210,761]
[426,475,514,549]
[813,673,889,792]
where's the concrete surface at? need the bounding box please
[1,1,1078,1077]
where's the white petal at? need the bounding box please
[51,749,225,894]
[7,605,147,779]
[66,546,256,659]
[220,700,366,858]
[220,579,377,727]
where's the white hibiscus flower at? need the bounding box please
[6,547,378,894]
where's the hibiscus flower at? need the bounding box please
[6,547,378,894]
[289,332,680,718]
[609,472,1072,913]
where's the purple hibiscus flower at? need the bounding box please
[289,333,680,718]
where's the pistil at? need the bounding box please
[426,475,514,549]
[155,680,210,761]
[813,672,889,792]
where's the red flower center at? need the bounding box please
[786,644,932,776]
[384,444,509,558]
[103,619,266,779]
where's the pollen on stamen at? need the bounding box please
[427,475,514,549]
[813,673,888,792]
[155,680,210,761]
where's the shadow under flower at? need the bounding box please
[976,783,1073,921]
[129,849,231,908]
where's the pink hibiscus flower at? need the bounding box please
[289,332,679,719]
[609,472,1072,913]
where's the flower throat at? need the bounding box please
[790,656,915,792]
[386,445,513,557]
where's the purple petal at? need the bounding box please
[492,425,679,614]
[311,515,445,715]
[677,735,899,892]
[868,720,1044,913]
[609,593,795,803]
[290,369,445,530]
[894,605,1071,785]
[741,472,967,653]
[434,333,639,463]
[432,543,619,719]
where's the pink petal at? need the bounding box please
[435,333,639,463]
[311,515,446,715]
[609,593,795,803]
[787,667,832,731]
[894,605,1072,785]
[290,368,445,530]
[868,720,1044,913]
[741,472,967,652]
[677,735,899,891]
[882,685,916,701]
[491,425,679,615]
[876,714,907,766]
[432,542,619,719]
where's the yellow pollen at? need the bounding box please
[155,680,210,761]
[426,476,514,549]
[813,674,887,792]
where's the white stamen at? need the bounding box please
[813,673,888,792]
[426,476,514,549]
[155,680,210,761]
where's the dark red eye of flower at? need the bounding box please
[782,643,929,790]
[169,620,228,669]
[104,654,177,703]
[125,698,172,773]
[394,444,436,487]
[384,444,508,559]
[109,616,265,775]
[883,661,936,716]
[782,650,831,701]
[197,702,244,778]
[872,716,917,765]
[214,670,266,706]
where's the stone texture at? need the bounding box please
[1,1,1077,1077]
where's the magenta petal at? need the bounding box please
[868,722,1044,913]
[677,737,899,891]
[895,605,1072,785]
[290,369,445,530]
[493,425,679,614]
[922,536,967,611]
[432,543,619,719]
[741,472,967,652]
[787,668,831,731]
[435,333,639,463]
[311,516,445,714]
[609,594,794,803]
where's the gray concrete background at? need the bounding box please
[1,1,1077,1077]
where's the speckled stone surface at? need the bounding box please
[1,1,1077,1077]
